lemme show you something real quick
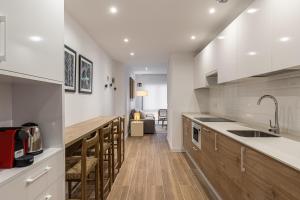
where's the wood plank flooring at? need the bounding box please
[107,133,211,200]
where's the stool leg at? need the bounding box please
[95,163,99,200]
[68,181,72,199]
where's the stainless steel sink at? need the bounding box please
[227,130,280,137]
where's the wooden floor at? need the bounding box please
[107,133,211,200]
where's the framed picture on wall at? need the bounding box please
[79,55,93,94]
[64,45,77,92]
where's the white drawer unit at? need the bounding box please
[0,149,64,200]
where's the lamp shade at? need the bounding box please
[136,90,148,97]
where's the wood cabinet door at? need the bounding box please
[182,117,189,151]
[200,127,219,188]
[242,147,300,200]
[214,133,243,200]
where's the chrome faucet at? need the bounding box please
[257,95,280,134]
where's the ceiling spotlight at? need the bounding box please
[279,37,290,42]
[29,36,43,42]
[130,52,135,56]
[209,8,216,14]
[216,0,228,3]
[247,8,258,14]
[190,35,196,40]
[248,51,257,56]
[109,6,118,14]
[123,38,129,43]
[218,36,225,40]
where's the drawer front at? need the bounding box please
[0,173,27,199]
[35,177,64,200]
[47,150,64,185]
[26,151,64,200]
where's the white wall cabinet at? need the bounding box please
[217,18,238,84]
[194,0,300,87]
[270,0,300,71]
[194,41,218,89]
[0,0,64,82]
[237,0,272,79]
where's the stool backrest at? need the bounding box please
[101,124,112,143]
[81,132,99,178]
[113,118,120,135]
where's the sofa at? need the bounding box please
[129,109,155,134]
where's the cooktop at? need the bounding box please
[195,117,235,122]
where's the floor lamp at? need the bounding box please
[136,90,148,111]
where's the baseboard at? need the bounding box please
[185,151,221,200]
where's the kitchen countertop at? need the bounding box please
[183,112,300,172]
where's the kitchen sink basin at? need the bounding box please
[227,130,280,137]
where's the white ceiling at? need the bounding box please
[65,0,253,74]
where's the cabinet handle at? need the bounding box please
[240,147,246,173]
[45,194,52,200]
[214,133,218,151]
[26,166,51,184]
[0,16,6,62]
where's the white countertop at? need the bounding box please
[183,113,300,172]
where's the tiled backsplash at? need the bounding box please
[209,71,300,136]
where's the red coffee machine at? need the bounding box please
[0,127,34,168]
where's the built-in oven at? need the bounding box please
[192,122,201,149]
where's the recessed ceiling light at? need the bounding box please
[123,38,129,43]
[190,35,196,40]
[130,52,135,56]
[209,8,216,14]
[248,51,257,56]
[109,6,118,14]
[279,37,290,42]
[218,36,225,40]
[29,36,43,42]
[247,8,258,14]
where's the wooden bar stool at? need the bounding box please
[112,118,121,181]
[120,117,125,165]
[66,132,99,200]
[99,124,113,200]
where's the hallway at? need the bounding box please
[107,133,211,200]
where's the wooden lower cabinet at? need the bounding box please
[242,148,300,200]
[181,119,300,200]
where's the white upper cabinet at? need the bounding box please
[216,18,238,84]
[194,52,207,89]
[237,0,272,79]
[0,0,64,82]
[194,40,218,89]
[270,0,300,71]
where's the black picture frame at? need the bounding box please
[79,55,93,94]
[64,45,77,92]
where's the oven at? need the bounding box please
[192,122,201,149]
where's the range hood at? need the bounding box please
[205,69,218,86]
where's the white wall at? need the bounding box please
[0,83,12,126]
[64,13,116,126]
[135,74,167,111]
[167,53,209,151]
[209,72,300,137]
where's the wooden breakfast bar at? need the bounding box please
[64,116,125,200]
[64,116,119,148]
